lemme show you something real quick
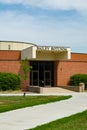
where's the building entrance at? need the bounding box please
[30,61,54,87]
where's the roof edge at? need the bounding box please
[0,40,37,47]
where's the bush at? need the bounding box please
[0,72,21,91]
[70,74,87,89]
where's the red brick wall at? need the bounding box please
[71,53,87,61]
[0,51,30,91]
[0,51,87,89]
[20,62,30,91]
[0,60,20,73]
[0,51,21,74]
[0,60,30,91]
[56,61,87,86]
[54,53,87,86]
[0,50,21,60]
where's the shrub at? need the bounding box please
[0,72,21,91]
[70,74,87,89]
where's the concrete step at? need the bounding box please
[40,87,75,94]
[29,86,75,94]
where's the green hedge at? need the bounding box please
[0,72,21,91]
[70,74,87,89]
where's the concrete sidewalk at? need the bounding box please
[0,93,87,130]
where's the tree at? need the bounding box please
[20,58,32,91]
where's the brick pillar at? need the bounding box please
[20,61,30,91]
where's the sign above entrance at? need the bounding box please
[21,45,71,60]
[37,46,68,51]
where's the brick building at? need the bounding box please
[0,41,87,90]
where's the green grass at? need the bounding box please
[30,110,87,130]
[0,95,71,113]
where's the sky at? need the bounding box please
[0,0,87,53]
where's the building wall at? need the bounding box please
[0,51,29,90]
[0,51,21,74]
[55,53,87,86]
[71,53,87,61]
[0,41,36,50]
[0,50,21,60]
[0,50,87,89]
[56,61,87,86]
[0,61,20,74]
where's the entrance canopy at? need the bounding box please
[21,46,71,60]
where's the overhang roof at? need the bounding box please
[21,46,71,61]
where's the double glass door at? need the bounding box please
[30,61,54,87]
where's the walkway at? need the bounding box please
[0,93,87,130]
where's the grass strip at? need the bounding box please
[0,95,71,113]
[30,110,87,130]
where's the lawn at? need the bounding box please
[0,95,71,113]
[30,110,87,130]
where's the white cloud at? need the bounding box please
[0,10,87,50]
[0,0,21,4]
[0,0,87,13]
[29,0,87,12]
[0,0,87,53]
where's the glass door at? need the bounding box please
[30,61,54,87]
[31,71,39,86]
[44,71,51,86]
